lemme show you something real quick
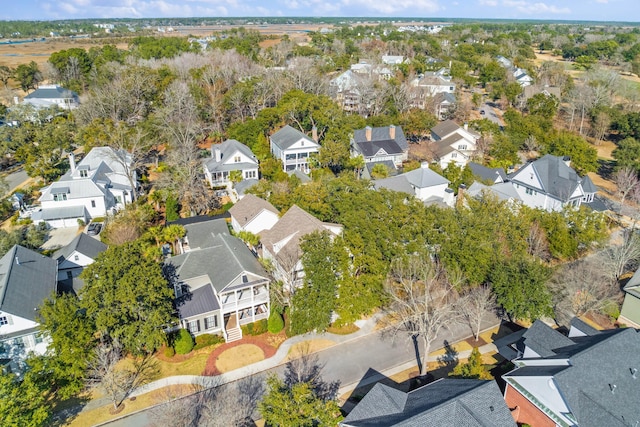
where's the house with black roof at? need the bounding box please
[503,319,640,427]
[0,245,57,371]
[620,267,640,328]
[22,84,79,110]
[351,125,408,172]
[52,232,107,295]
[342,378,516,426]
[430,120,479,169]
[167,219,269,343]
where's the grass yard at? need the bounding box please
[155,352,210,378]
[64,385,197,427]
[215,344,265,373]
[285,339,336,362]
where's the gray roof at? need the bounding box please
[373,175,415,196]
[167,233,267,294]
[270,125,317,150]
[511,155,588,202]
[519,320,575,357]
[229,194,279,229]
[52,232,107,264]
[176,283,220,318]
[468,162,507,183]
[204,139,258,174]
[364,161,398,179]
[508,327,640,427]
[570,317,600,336]
[404,164,449,189]
[287,169,312,183]
[183,219,230,250]
[582,174,597,193]
[0,245,57,321]
[431,120,461,140]
[342,379,516,426]
[353,125,408,152]
[234,179,259,196]
[468,182,522,203]
[33,205,87,221]
[624,268,640,298]
[24,85,78,100]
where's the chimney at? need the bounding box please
[69,152,76,174]
[444,187,455,206]
[463,122,468,131]
[312,126,318,142]
[389,125,396,140]
[421,161,429,169]
[456,184,466,207]
[13,96,19,105]
[365,126,372,141]
[213,146,221,162]
[562,155,571,167]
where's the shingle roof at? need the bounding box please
[0,245,57,321]
[569,317,600,336]
[468,182,522,203]
[32,205,87,221]
[468,162,507,183]
[183,219,231,250]
[373,175,415,196]
[270,125,317,150]
[204,139,257,173]
[52,232,108,263]
[519,320,575,357]
[24,85,78,100]
[342,379,516,427]
[353,125,408,151]
[234,179,259,196]
[512,155,586,202]
[229,194,279,229]
[167,233,267,295]
[582,174,597,193]
[431,120,461,140]
[404,164,450,188]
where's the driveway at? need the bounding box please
[40,226,79,250]
[480,103,504,127]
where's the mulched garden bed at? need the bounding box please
[202,334,281,376]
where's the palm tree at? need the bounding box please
[163,224,186,255]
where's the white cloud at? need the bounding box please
[339,0,440,15]
[479,0,498,6]
[502,0,570,14]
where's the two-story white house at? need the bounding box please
[0,245,57,372]
[33,147,137,228]
[22,84,80,110]
[373,162,454,207]
[270,125,320,174]
[351,125,409,171]
[259,205,342,292]
[169,219,270,343]
[53,233,107,295]
[509,154,597,212]
[430,120,479,169]
[203,139,259,188]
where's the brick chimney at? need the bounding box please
[389,125,396,140]
[312,125,318,142]
[365,126,372,141]
[456,184,466,207]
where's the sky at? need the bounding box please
[0,0,638,22]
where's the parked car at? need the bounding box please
[87,222,103,235]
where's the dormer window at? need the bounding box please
[53,193,67,201]
[79,169,88,178]
[234,156,241,163]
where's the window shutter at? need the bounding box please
[196,320,201,332]
[7,315,13,325]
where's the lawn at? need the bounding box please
[285,339,336,361]
[155,352,210,377]
[215,344,265,373]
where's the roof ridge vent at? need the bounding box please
[609,384,617,394]
[631,368,638,379]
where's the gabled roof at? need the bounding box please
[519,320,575,357]
[229,194,279,229]
[342,379,516,426]
[624,268,640,299]
[234,178,259,196]
[79,146,131,177]
[468,182,522,203]
[373,175,415,196]
[431,120,461,140]
[260,205,341,264]
[404,164,450,189]
[52,232,108,264]
[353,125,408,152]
[582,174,597,193]
[511,155,587,202]
[204,139,257,173]
[168,232,267,295]
[0,245,57,321]
[176,283,220,319]
[270,125,317,151]
[468,162,507,183]
[182,219,231,250]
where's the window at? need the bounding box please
[205,316,218,330]
[79,169,88,178]
[449,86,454,91]
[74,254,80,261]
[91,200,96,208]
[525,188,537,196]
[234,156,241,163]
[53,193,67,201]
[451,153,457,158]
[458,144,467,150]
[245,170,256,179]
[116,196,123,204]
[187,320,200,333]
[35,334,43,344]
[67,271,73,279]
[0,316,8,326]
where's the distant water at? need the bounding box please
[0,38,46,45]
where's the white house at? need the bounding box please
[52,233,107,294]
[259,205,342,291]
[381,55,406,65]
[33,147,137,228]
[509,155,597,212]
[410,68,455,98]
[203,139,259,188]
[270,125,320,174]
[22,84,80,110]
[228,194,280,235]
[373,162,454,206]
[169,219,270,343]
[351,125,409,169]
[430,120,479,168]
[0,245,57,372]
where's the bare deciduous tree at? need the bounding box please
[284,344,339,401]
[601,229,640,282]
[461,285,496,342]
[383,255,461,376]
[87,342,158,411]
[613,167,640,208]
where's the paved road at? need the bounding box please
[480,103,504,127]
[4,168,29,193]
[100,315,500,427]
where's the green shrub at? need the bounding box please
[241,319,268,336]
[602,301,620,321]
[174,329,194,355]
[164,346,175,358]
[165,195,180,222]
[268,309,284,334]
[193,333,224,350]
